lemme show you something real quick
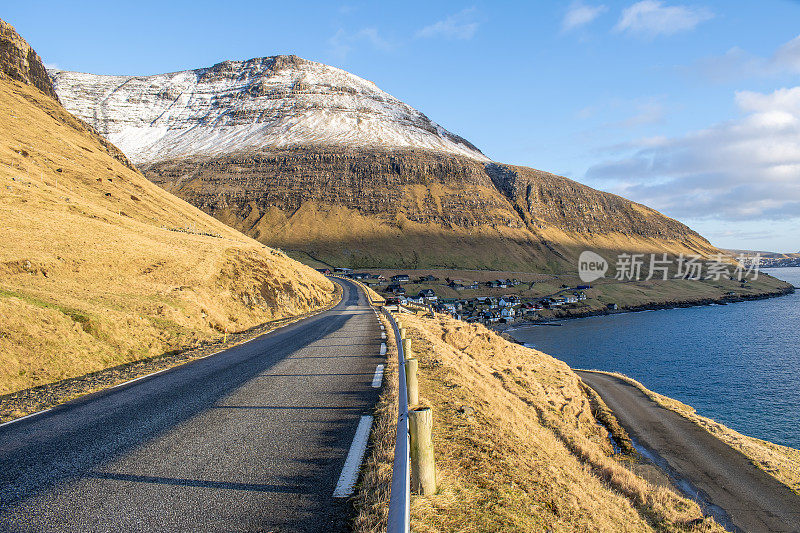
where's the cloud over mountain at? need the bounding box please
[416,8,480,40]
[693,34,800,82]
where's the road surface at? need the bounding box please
[0,278,383,532]
[577,370,800,532]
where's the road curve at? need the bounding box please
[0,278,383,532]
[576,370,800,533]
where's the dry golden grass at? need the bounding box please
[598,371,800,495]
[357,280,387,306]
[0,76,336,395]
[393,312,724,532]
[331,275,386,306]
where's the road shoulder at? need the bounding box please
[0,283,344,425]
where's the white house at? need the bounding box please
[499,296,519,307]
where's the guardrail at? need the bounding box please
[382,306,411,533]
[328,274,409,532]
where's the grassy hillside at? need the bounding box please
[372,312,724,532]
[0,71,335,395]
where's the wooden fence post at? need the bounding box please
[409,406,436,495]
[404,357,419,406]
[402,338,412,359]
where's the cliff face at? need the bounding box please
[50,55,715,270]
[0,19,59,101]
[145,147,510,228]
[142,147,714,270]
[485,163,699,239]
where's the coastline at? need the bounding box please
[578,370,800,495]
[496,283,795,333]
[576,370,800,531]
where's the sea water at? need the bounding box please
[509,267,800,449]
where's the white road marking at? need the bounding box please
[0,331,259,429]
[109,366,172,389]
[380,343,387,356]
[0,407,53,428]
[372,364,385,388]
[0,362,180,428]
[333,415,374,497]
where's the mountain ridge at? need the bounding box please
[141,145,713,270]
[50,55,716,271]
[49,54,488,164]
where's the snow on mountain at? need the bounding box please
[49,55,488,164]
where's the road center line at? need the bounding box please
[333,415,374,498]
[372,364,385,388]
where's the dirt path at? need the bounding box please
[576,370,800,533]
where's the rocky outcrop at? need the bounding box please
[0,18,135,171]
[0,18,59,101]
[485,163,702,239]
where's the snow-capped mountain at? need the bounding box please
[49,55,487,164]
[48,54,713,271]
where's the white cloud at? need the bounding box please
[614,1,713,38]
[772,35,800,72]
[585,86,800,223]
[416,8,480,40]
[562,1,608,32]
[693,34,800,82]
[328,27,394,59]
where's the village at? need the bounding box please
[319,268,604,326]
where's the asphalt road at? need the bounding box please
[0,278,383,532]
[577,370,800,533]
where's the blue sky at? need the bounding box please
[6,1,800,252]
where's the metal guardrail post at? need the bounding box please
[383,306,411,533]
